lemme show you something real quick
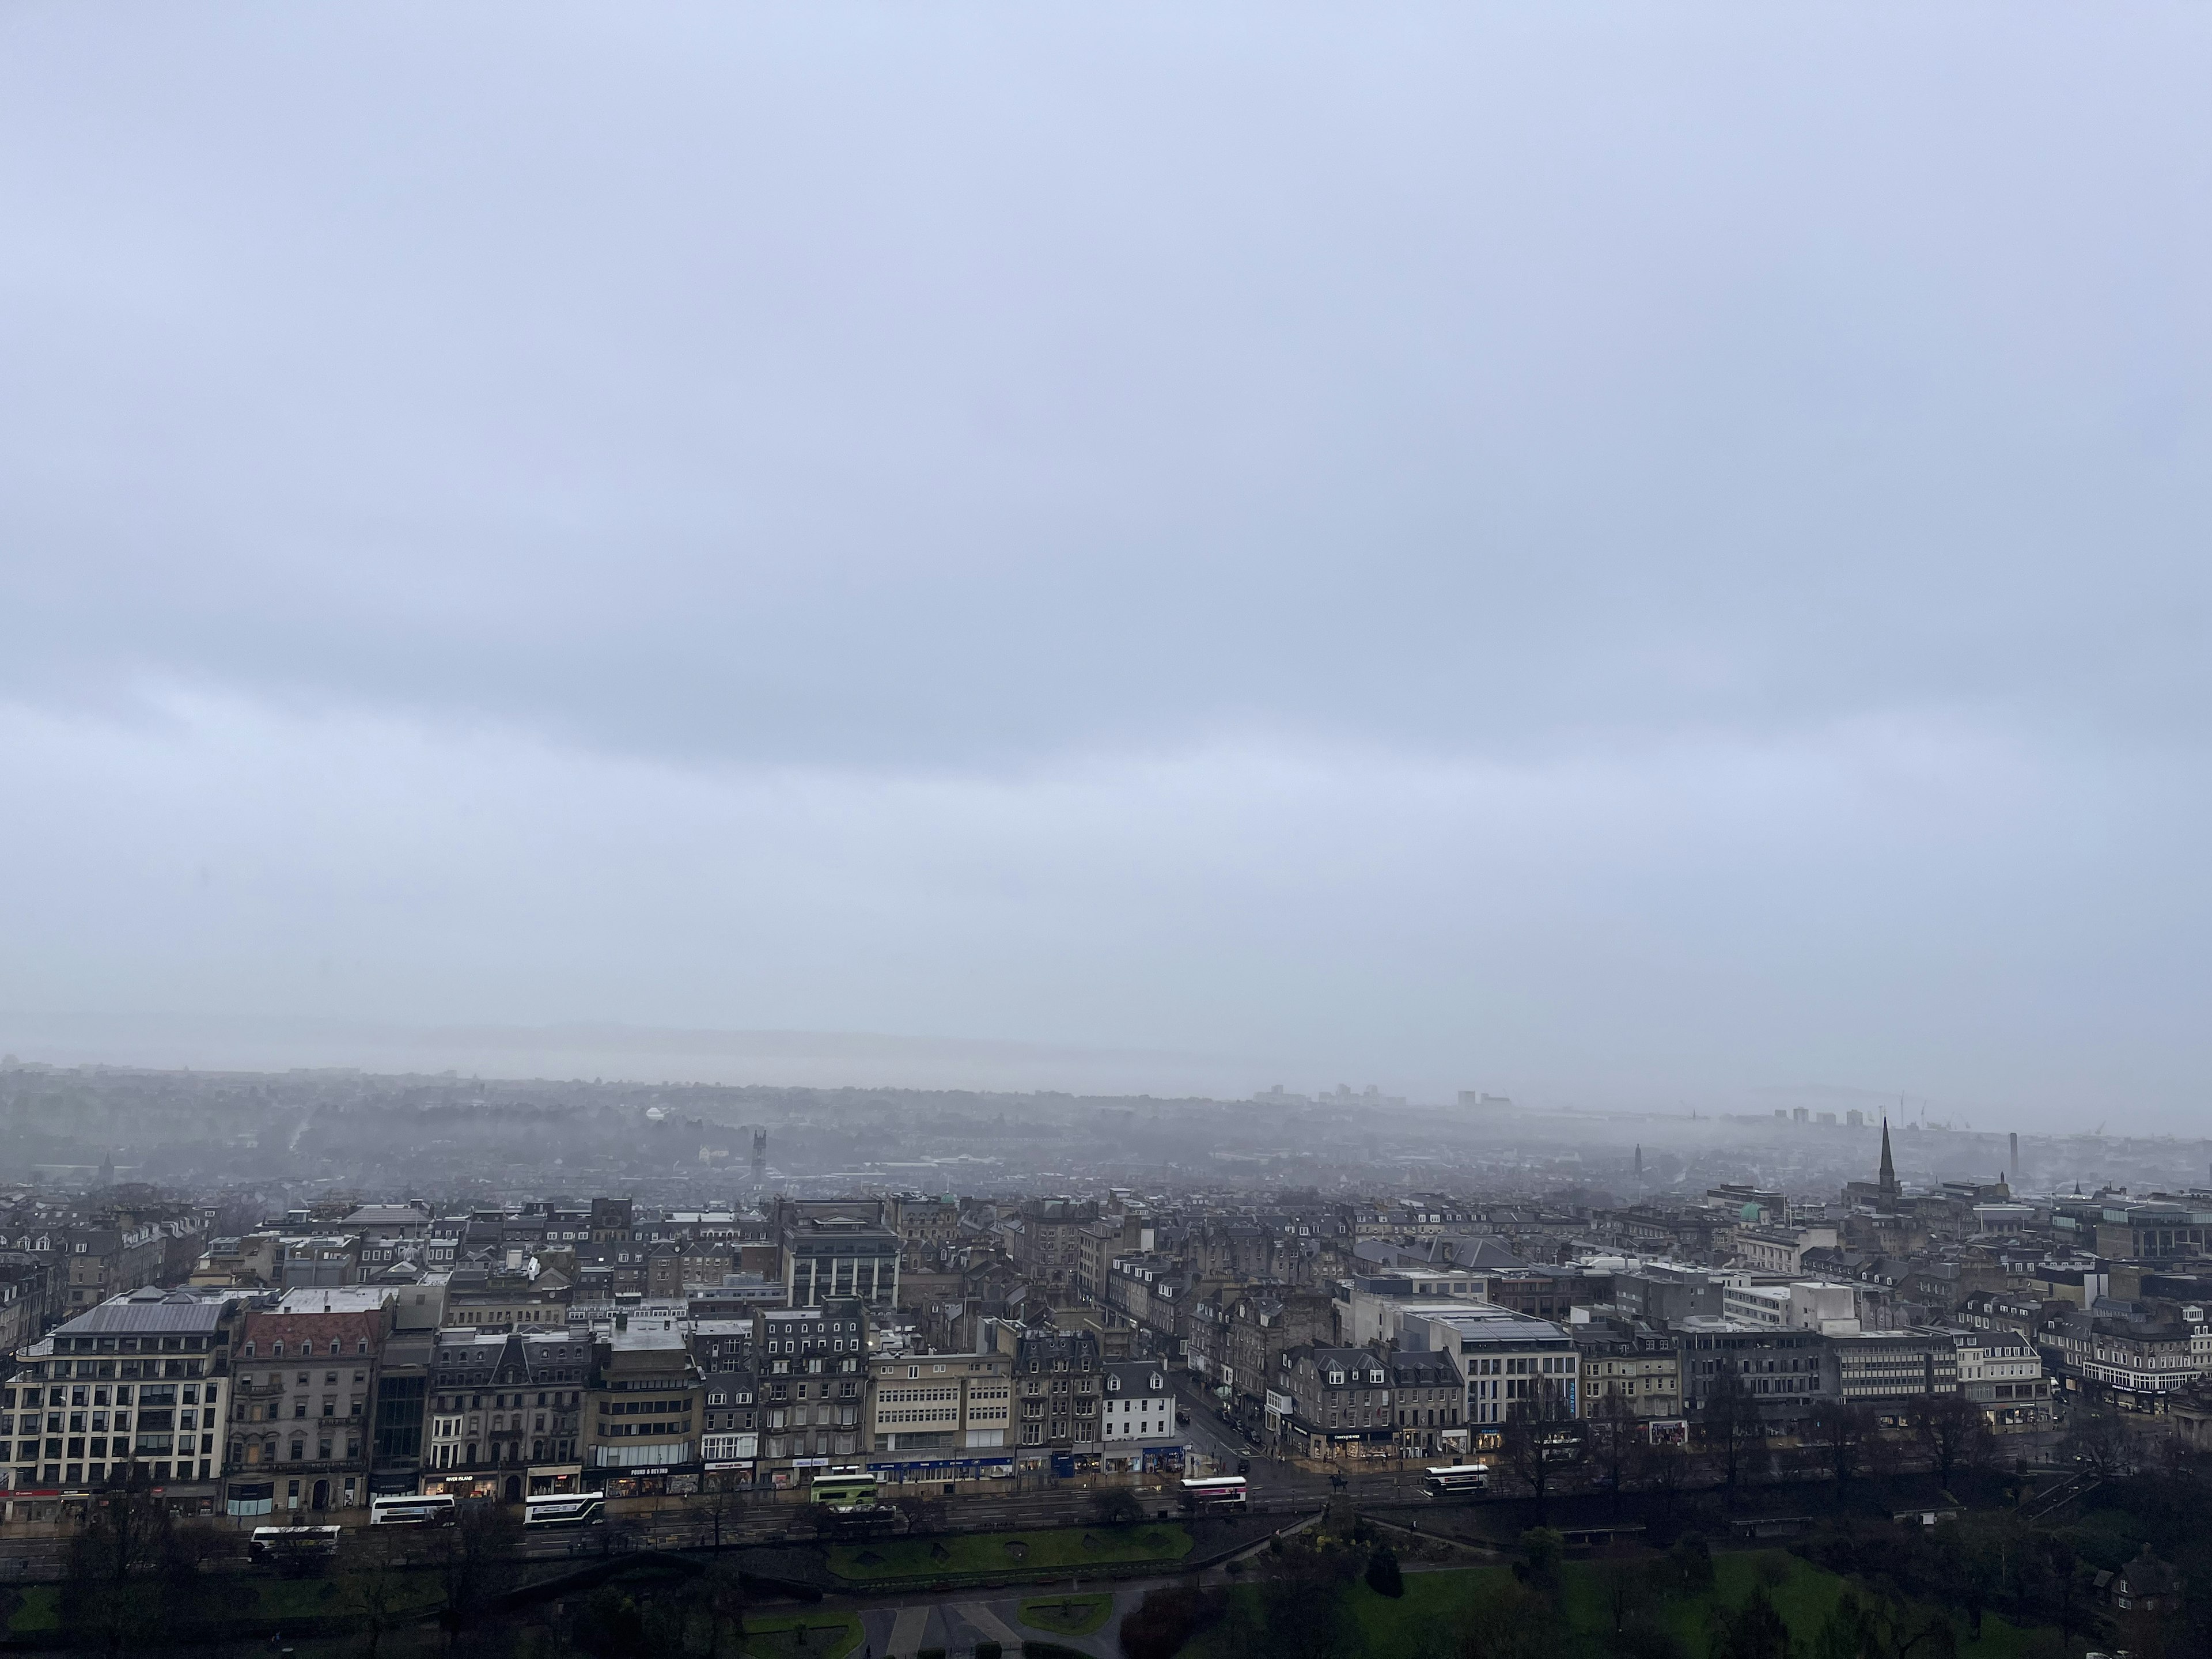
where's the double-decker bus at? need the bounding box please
[1179,1476,1249,1510]
[248,1525,342,1571]
[808,1471,879,1510]
[524,1493,607,1529]
[370,1493,458,1527]
[1422,1463,1489,1498]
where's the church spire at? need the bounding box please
[1877,1118,1897,1199]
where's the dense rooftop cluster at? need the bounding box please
[6,1091,2212,1520]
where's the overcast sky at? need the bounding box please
[2,3,2208,1125]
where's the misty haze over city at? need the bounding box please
[10,12,2212,1656]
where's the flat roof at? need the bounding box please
[1400,1304,1571,1346]
[51,1290,234,1335]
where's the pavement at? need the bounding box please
[857,1588,1126,1659]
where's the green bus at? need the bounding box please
[808,1471,879,1509]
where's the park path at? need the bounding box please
[848,1506,1317,1657]
[855,1581,1131,1658]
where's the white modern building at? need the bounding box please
[1393,1302,1577,1425]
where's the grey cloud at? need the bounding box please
[2,4,2206,769]
[1,4,2209,1126]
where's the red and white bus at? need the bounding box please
[1423,1463,1489,1497]
[1179,1475,1248,1510]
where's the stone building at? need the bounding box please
[228,1305,388,1514]
[424,1328,593,1501]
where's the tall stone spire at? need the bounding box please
[1877,1118,1897,1200]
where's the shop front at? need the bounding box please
[233,1472,365,1512]
[224,1479,275,1518]
[422,1472,505,1500]
[1302,1426,1397,1460]
[527,1463,583,1497]
[598,1464,703,1499]
[865,1453,1014,1487]
[1101,1439,1187,1475]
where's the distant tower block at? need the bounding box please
[750,1127,767,1183]
[2009,1131,2019,1184]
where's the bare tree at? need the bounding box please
[346,1527,415,1659]
[59,1469,176,1658]
[1808,1399,1874,1495]
[1499,1377,1582,1521]
[429,1502,523,1644]
[698,1552,749,1659]
[1910,1393,1994,1490]
[1093,1484,1146,1528]
[1630,1429,1690,1519]
[1584,1391,1638,1515]
[1695,1370,1769,1506]
[2063,1404,2137,1480]
[700,1476,747,1551]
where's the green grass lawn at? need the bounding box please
[5,1572,448,1637]
[827,1523,1192,1582]
[1196,1550,2056,1659]
[1654,1551,2041,1659]
[740,1611,863,1658]
[1020,1592,1115,1635]
[250,1576,368,1619]
[5,1586,58,1634]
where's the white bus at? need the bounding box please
[370,1493,458,1527]
[1422,1464,1489,1497]
[524,1493,607,1529]
[1179,1476,1249,1510]
[249,1525,342,1568]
